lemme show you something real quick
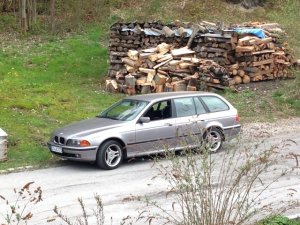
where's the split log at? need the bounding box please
[125,74,136,87]
[145,59,155,68]
[236,46,255,53]
[257,37,273,44]
[242,75,250,84]
[125,64,135,73]
[171,47,195,57]
[147,72,155,83]
[251,50,275,55]
[128,50,139,61]
[179,62,194,69]
[248,69,273,77]
[136,77,147,85]
[186,24,202,48]
[139,68,156,75]
[169,60,182,65]
[157,69,168,75]
[173,81,187,91]
[153,58,173,70]
[200,47,226,53]
[157,54,173,63]
[156,85,164,93]
[110,51,128,57]
[238,70,245,77]
[178,27,188,37]
[142,47,157,53]
[140,84,151,94]
[122,57,140,68]
[233,76,242,84]
[149,54,159,62]
[154,73,167,85]
[252,59,273,66]
[157,43,171,53]
[162,26,175,37]
[106,80,118,93]
[140,52,155,59]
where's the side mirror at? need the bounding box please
[139,117,150,123]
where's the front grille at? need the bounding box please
[54,136,66,145]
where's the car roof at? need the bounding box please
[125,91,219,102]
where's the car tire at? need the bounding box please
[203,127,223,153]
[96,140,123,170]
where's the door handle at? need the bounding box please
[165,123,173,126]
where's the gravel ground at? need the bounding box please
[0,118,299,225]
[242,117,300,138]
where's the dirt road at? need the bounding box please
[0,118,300,224]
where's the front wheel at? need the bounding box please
[203,128,223,153]
[96,140,123,170]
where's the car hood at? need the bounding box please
[53,117,126,138]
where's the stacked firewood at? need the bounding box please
[106,43,230,94]
[107,21,295,94]
[192,33,235,66]
[228,22,294,82]
[109,22,191,78]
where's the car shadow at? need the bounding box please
[52,146,227,171]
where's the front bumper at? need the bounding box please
[47,142,98,162]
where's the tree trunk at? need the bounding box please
[50,0,55,33]
[21,0,27,33]
[32,0,36,24]
[26,0,32,30]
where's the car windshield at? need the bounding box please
[98,99,148,121]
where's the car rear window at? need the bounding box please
[201,96,229,112]
[174,97,196,117]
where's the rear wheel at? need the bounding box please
[96,140,123,170]
[203,128,223,153]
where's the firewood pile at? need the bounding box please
[106,43,230,94]
[106,21,295,94]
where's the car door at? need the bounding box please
[133,100,177,156]
[174,97,209,148]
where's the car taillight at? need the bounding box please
[236,114,240,123]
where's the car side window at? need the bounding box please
[194,97,207,114]
[144,100,172,121]
[201,96,229,112]
[174,97,196,117]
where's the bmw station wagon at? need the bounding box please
[48,92,241,170]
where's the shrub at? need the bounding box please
[138,135,298,225]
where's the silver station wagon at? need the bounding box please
[48,92,241,170]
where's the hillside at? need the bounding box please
[0,0,299,170]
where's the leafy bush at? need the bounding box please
[259,215,300,225]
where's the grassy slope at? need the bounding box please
[0,0,299,170]
[0,27,122,170]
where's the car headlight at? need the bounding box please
[67,139,91,147]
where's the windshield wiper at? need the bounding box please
[96,115,118,120]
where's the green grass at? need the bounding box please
[0,26,122,170]
[0,0,299,170]
[258,215,300,225]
